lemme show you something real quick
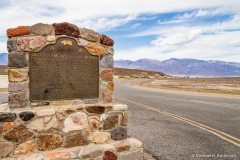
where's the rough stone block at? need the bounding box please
[62,112,88,133]
[101,91,113,103]
[7,26,30,38]
[8,68,28,82]
[44,152,70,160]
[17,36,46,51]
[83,99,98,104]
[19,111,35,121]
[7,39,17,53]
[122,111,128,126]
[101,55,113,68]
[103,151,118,160]
[107,47,114,54]
[100,34,114,46]
[0,142,14,158]
[114,139,131,152]
[85,106,105,114]
[31,23,53,35]
[27,116,60,133]
[100,69,113,81]
[8,92,28,108]
[36,109,55,117]
[103,115,119,130]
[4,124,33,143]
[80,28,100,42]
[3,122,17,132]
[109,81,114,91]
[119,148,143,160]
[89,116,101,131]
[129,138,143,149]
[79,38,89,46]
[88,131,111,144]
[113,104,128,111]
[8,52,28,68]
[56,109,67,120]
[80,146,103,159]
[53,22,79,38]
[37,134,63,151]
[0,113,16,122]
[14,140,35,155]
[111,127,127,140]
[46,35,56,42]
[87,42,106,54]
[8,82,28,92]
[64,132,89,148]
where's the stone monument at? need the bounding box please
[0,22,143,159]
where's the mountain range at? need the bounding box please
[115,58,240,77]
[1,52,240,76]
[0,53,7,65]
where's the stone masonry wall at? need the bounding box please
[7,22,114,109]
[0,22,143,160]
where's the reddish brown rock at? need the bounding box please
[109,82,114,91]
[3,122,17,132]
[85,106,105,114]
[17,36,46,51]
[37,134,63,151]
[14,140,35,155]
[103,115,119,130]
[7,26,30,38]
[44,152,70,160]
[114,139,131,152]
[103,151,118,160]
[63,132,89,148]
[53,22,79,38]
[100,69,113,81]
[89,116,101,131]
[101,91,113,103]
[87,42,106,54]
[0,113,16,122]
[4,124,33,143]
[100,34,114,46]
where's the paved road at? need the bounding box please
[114,79,240,160]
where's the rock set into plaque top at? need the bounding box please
[0,22,143,160]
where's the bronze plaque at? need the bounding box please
[29,37,99,101]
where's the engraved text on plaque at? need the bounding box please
[29,37,99,101]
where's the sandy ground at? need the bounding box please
[137,77,240,97]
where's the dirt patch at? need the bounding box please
[138,77,240,95]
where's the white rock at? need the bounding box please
[129,138,143,148]
[62,112,88,133]
[113,104,128,111]
[88,132,111,144]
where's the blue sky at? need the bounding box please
[0,0,240,62]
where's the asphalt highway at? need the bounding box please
[114,79,240,160]
[0,79,239,159]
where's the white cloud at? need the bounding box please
[116,31,240,62]
[151,29,202,46]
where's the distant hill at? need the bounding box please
[0,53,7,65]
[115,58,240,77]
